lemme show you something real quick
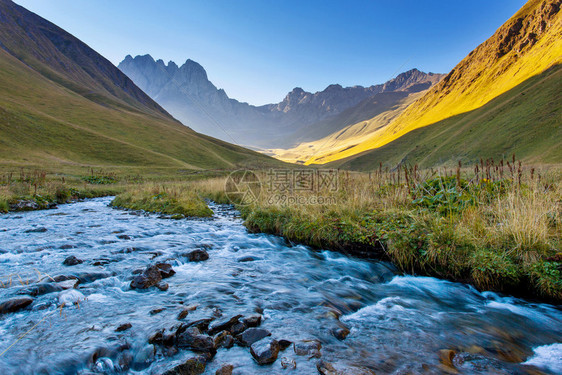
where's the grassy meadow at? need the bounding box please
[1,160,560,303]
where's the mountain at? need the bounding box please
[118,56,442,149]
[307,0,562,166]
[0,0,279,170]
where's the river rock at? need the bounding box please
[177,327,215,353]
[215,364,234,375]
[156,281,169,291]
[214,331,235,349]
[294,339,322,357]
[156,263,176,278]
[20,282,64,296]
[75,272,113,284]
[0,297,33,314]
[331,326,350,341]
[278,339,293,350]
[15,201,40,211]
[250,338,280,365]
[161,355,206,375]
[242,314,262,328]
[185,250,209,262]
[236,328,271,347]
[185,318,213,332]
[115,323,132,332]
[316,360,337,375]
[208,314,242,335]
[63,255,83,266]
[57,279,79,289]
[281,357,297,370]
[93,357,115,373]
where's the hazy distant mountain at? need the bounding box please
[118,55,442,148]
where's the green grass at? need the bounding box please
[110,184,213,218]
[237,166,562,303]
[327,64,562,170]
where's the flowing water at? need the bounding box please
[0,197,560,374]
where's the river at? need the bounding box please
[0,197,560,374]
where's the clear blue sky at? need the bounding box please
[14,0,527,105]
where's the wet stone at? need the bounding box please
[0,297,33,314]
[317,360,338,375]
[208,314,242,335]
[242,314,262,328]
[215,364,234,375]
[177,327,215,353]
[331,326,350,341]
[24,225,46,232]
[214,331,235,349]
[281,357,297,370]
[236,328,271,347]
[160,355,206,375]
[20,282,63,297]
[184,249,209,262]
[250,338,280,365]
[115,323,132,332]
[294,340,322,357]
[63,255,83,266]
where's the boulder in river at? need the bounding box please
[250,338,280,365]
[242,314,262,328]
[281,357,297,369]
[236,328,271,347]
[331,325,350,341]
[0,297,33,314]
[176,327,216,353]
[294,339,322,357]
[214,331,235,349]
[19,282,64,297]
[160,355,207,375]
[208,314,242,335]
[317,360,338,375]
[63,255,83,266]
[130,263,175,290]
[184,249,209,262]
[115,323,132,332]
[215,364,234,375]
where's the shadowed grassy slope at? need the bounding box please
[327,64,562,170]
[309,0,562,164]
[0,42,281,170]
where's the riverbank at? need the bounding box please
[237,164,562,304]
[2,163,561,303]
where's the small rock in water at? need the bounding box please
[237,256,260,262]
[57,279,79,289]
[280,357,297,369]
[0,297,33,314]
[316,360,338,375]
[58,289,86,306]
[229,321,246,335]
[331,326,350,341]
[20,283,63,296]
[294,340,322,357]
[278,339,293,351]
[59,244,76,250]
[242,314,262,328]
[117,234,131,240]
[215,364,234,375]
[250,338,280,365]
[156,281,169,291]
[236,328,271,347]
[177,327,216,353]
[214,331,235,349]
[63,255,83,266]
[184,249,209,262]
[150,308,164,315]
[161,355,206,375]
[130,263,175,290]
[208,314,242,335]
[115,323,132,332]
[178,308,190,320]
